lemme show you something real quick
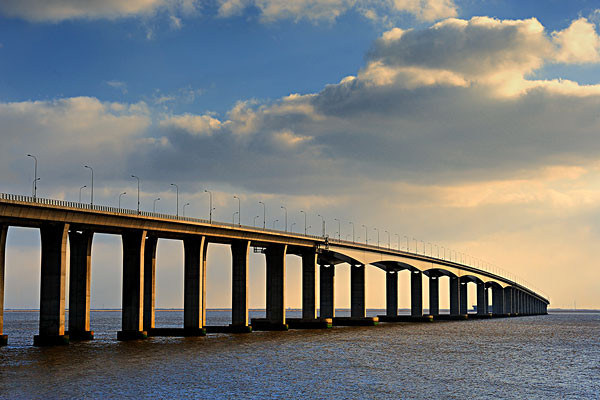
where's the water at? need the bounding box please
[1,311,598,399]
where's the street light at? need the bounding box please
[183,202,190,217]
[385,230,390,249]
[300,210,307,235]
[258,201,266,229]
[394,234,400,250]
[404,235,409,251]
[317,214,325,237]
[233,211,238,224]
[291,222,297,232]
[118,192,126,208]
[79,185,87,203]
[362,224,368,245]
[26,154,38,201]
[131,175,140,214]
[84,165,94,206]
[272,219,279,229]
[153,197,161,213]
[334,218,341,240]
[373,227,380,247]
[253,215,259,227]
[205,190,213,223]
[170,183,179,217]
[281,206,287,231]
[349,221,355,243]
[234,196,241,226]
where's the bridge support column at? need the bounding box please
[117,230,147,341]
[184,236,207,334]
[35,223,70,346]
[351,265,366,318]
[231,240,250,328]
[450,276,460,315]
[411,271,423,317]
[301,250,317,320]
[143,236,158,332]
[0,225,7,346]
[320,265,335,318]
[266,245,286,326]
[68,230,94,340]
[476,282,487,315]
[504,287,513,314]
[386,271,398,317]
[459,280,468,315]
[493,287,504,315]
[428,276,439,316]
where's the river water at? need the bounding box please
[0,311,598,399]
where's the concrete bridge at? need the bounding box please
[0,193,549,346]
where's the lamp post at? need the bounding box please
[300,210,307,235]
[349,221,355,243]
[373,227,380,247]
[233,211,238,224]
[183,202,190,217]
[131,175,140,214]
[26,154,38,201]
[317,214,325,237]
[170,183,179,217]
[291,222,296,232]
[258,201,266,229]
[362,224,368,245]
[79,185,87,203]
[253,215,259,227]
[334,218,341,240]
[234,196,241,226]
[153,197,160,212]
[84,165,94,206]
[118,192,126,208]
[385,230,390,249]
[272,219,279,229]
[395,234,400,250]
[281,206,287,232]
[205,190,213,223]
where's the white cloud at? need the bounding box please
[0,0,198,22]
[160,113,222,136]
[552,18,600,64]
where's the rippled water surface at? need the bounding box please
[1,311,598,399]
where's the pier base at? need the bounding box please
[378,315,433,323]
[202,325,252,334]
[147,328,206,337]
[66,330,94,340]
[0,335,7,346]
[286,318,332,329]
[434,314,468,321]
[117,330,148,341]
[332,317,378,326]
[33,334,69,346]
[250,318,288,331]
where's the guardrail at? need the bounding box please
[0,192,548,301]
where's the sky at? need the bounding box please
[1,0,600,312]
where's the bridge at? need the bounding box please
[0,193,549,346]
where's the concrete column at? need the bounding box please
[231,239,250,327]
[0,225,7,346]
[142,236,158,332]
[493,287,504,315]
[450,276,460,315]
[386,271,398,317]
[301,250,317,320]
[118,230,147,340]
[459,280,468,315]
[476,282,487,315]
[68,230,94,340]
[265,244,286,324]
[184,236,207,332]
[504,287,513,314]
[351,264,366,318]
[411,270,423,317]
[35,223,70,346]
[320,265,335,318]
[428,276,439,316]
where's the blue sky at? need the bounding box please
[1,0,600,310]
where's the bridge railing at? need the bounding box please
[0,192,548,301]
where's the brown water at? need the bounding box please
[0,311,598,399]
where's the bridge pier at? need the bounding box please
[351,265,366,318]
[493,287,504,315]
[0,225,7,346]
[143,236,158,332]
[411,271,423,317]
[117,230,147,341]
[459,280,468,315]
[386,271,398,317]
[320,265,335,318]
[476,282,487,315]
[183,237,207,335]
[504,287,513,314]
[231,240,251,330]
[34,223,70,346]
[428,275,439,316]
[301,250,317,320]
[265,245,287,328]
[450,276,460,315]
[68,230,94,340]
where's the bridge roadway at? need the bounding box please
[0,193,549,346]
